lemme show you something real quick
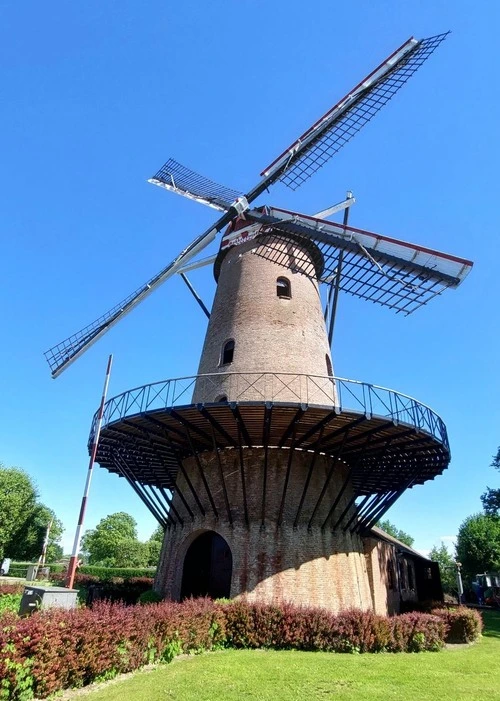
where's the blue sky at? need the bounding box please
[1,1,498,556]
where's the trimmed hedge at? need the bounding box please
[7,562,65,578]
[78,566,155,580]
[7,563,154,581]
[0,600,456,699]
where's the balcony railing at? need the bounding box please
[90,373,448,449]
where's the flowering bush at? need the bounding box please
[0,599,456,699]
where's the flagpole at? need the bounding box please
[65,355,113,589]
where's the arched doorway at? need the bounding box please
[180,531,232,600]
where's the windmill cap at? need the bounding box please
[214,209,325,281]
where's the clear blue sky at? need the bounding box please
[1,1,498,556]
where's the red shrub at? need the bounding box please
[0,583,24,595]
[431,607,483,644]
[389,612,445,652]
[0,599,449,699]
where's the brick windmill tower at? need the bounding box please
[45,33,473,613]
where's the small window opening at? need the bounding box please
[398,559,408,590]
[325,354,333,377]
[216,395,228,403]
[388,559,396,590]
[277,277,291,299]
[407,562,415,590]
[221,340,235,365]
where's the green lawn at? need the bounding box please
[84,611,500,701]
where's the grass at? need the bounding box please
[72,611,500,701]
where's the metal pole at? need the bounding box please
[456,562,464,604]
[65,354,113,589]
[38,517,54,569]
[328,191,353,348]
[180,273,211,319]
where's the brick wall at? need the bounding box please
[364,537,401,615]
[155,447,374,613]
[193,237,334,405]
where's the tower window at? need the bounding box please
[221,339,235,365]
[277,277,291,299]
[325,354,333,377]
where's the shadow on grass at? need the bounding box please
[482,610,500,639]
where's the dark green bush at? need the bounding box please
[138,590,163,605]
[49,573,154,605]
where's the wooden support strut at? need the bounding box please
[184,424,219,519]
[307,427,353,529]
[236,422,249,527]
[112,452,168,528]
[321,433,373,531]
[209,423,233,526]
[294,426,324,528]
[142,415,205,518]
[261,404,273,528]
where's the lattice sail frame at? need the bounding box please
[44,31,454,377]
[261,33,449,190]
[148,159,244,212]
[221,206,473,314]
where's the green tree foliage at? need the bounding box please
[429,543,457,596]
[146,524,164,566]
[81,512,150,567]
[7,504,64,563]
[481,446,500,516]
[456,513,500,580]
[376,519,415,547]
[0,464,64,562]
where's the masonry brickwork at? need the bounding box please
[156,447,374,612]
[156,230,416,614]
[193,237,334,405]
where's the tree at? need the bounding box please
[429,543,457,596]
[0,464,64,562]
[456,513,500,581]
[0,466,38,560]
[146,524,164,566]
[376,519,414,547]
[7,504,64,563]
[481,446,500,516]
[81,512,148,567]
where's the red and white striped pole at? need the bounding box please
[66,354,113,589]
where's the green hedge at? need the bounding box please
[78,566,155,580]
[8,562,65,578]
[8,563,155,581]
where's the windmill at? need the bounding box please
[47,33,473,611]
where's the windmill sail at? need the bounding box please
[44,223,222,378]
[242,206,473,314]
[149,159,244,212]
[260,33,449,191]
[45,32,452,377]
